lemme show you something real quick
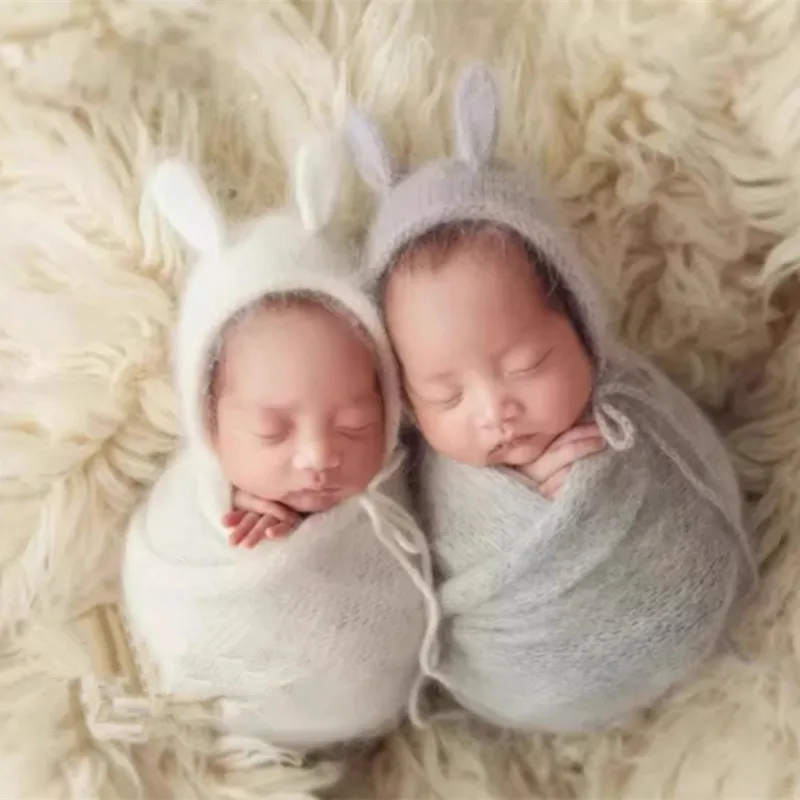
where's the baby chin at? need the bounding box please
[284,489,344,514]
[285,482,376,514]
[488,434,550,469]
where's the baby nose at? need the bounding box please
[293,434,340,473]
[474,386,519,430]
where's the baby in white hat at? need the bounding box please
[121,138,438,756]
[345,64,757,733]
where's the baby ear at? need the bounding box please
[453,62,500,170]
[345,109,396,193]
[147,158,225,255]
[292,133,343,234]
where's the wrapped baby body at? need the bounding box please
[124,451,426,748]
[347,62,757,732]
[122,141,436,753]
[416,351,751,731]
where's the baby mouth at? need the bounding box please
[295,486,340,496]
[491,433,536,457]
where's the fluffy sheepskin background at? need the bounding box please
[1,0,800,797]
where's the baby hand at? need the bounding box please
[518,423,606,500]
[223,490,301,548]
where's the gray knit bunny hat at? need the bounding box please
[346,62,612,367]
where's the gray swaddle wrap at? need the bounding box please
[347,62,758,732]
[416,350,754,731]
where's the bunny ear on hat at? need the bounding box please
[345,109,397,193]
[147,158,226,255]
[453,62,500,170]
[292,133,344,234]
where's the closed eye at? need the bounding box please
[409,382,463,410]
[428,391,463,409]
[507,349,553,377]
[255,431,286,444]
[338,423,375,439]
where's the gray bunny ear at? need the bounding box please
[345,109,396,193]
[453,62,499,170]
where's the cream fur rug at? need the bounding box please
[1,0,800,797]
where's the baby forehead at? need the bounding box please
[224,296,367,351]
[383,238,551,322]
[386,221,554,289]
[215,298,380,390]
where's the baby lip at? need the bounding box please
[490,433,519,454]
[491,432,536,456]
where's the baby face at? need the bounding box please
[212,301,385,513]
[385,231,593,467]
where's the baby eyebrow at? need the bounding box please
[407,380,459,402]
[507,346,554,369]
[409,369,455,385]
[343,390,382,407]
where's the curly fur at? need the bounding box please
[0,0,799,797]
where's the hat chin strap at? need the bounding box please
[360,449,450,726]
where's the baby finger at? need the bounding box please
[265,520,295,540]
[228,512,260,546]
[547,423,602,450]
[527,437,606,484]
[243,515,273,548]
[250,497,296,524]
[538,466,571,500]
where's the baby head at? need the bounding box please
[348,62,612,468]
[384,221,592,467]
[148,136,402,510]
[208,292,385,512]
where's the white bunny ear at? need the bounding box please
[453,62,500,170]
[345,109,396,193]
[147,158,225,255]
[292,134,343,234]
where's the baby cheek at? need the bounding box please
[543,367,592,427]
[342,434,385,490]
[414,404,471,454]
[217,444,287,503]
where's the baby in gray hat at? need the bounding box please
[344,63,758,733]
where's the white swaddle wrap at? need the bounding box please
[124,449,431,750]
[121,137,438,752]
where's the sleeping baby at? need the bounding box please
[343,63,758,732]
[121,138,438,756]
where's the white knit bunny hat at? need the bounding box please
[146,136,402,465]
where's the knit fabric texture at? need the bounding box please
[121,137,437,752]
[415,350,755,731]
[347,62,758,731]
[123,448,429,750]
